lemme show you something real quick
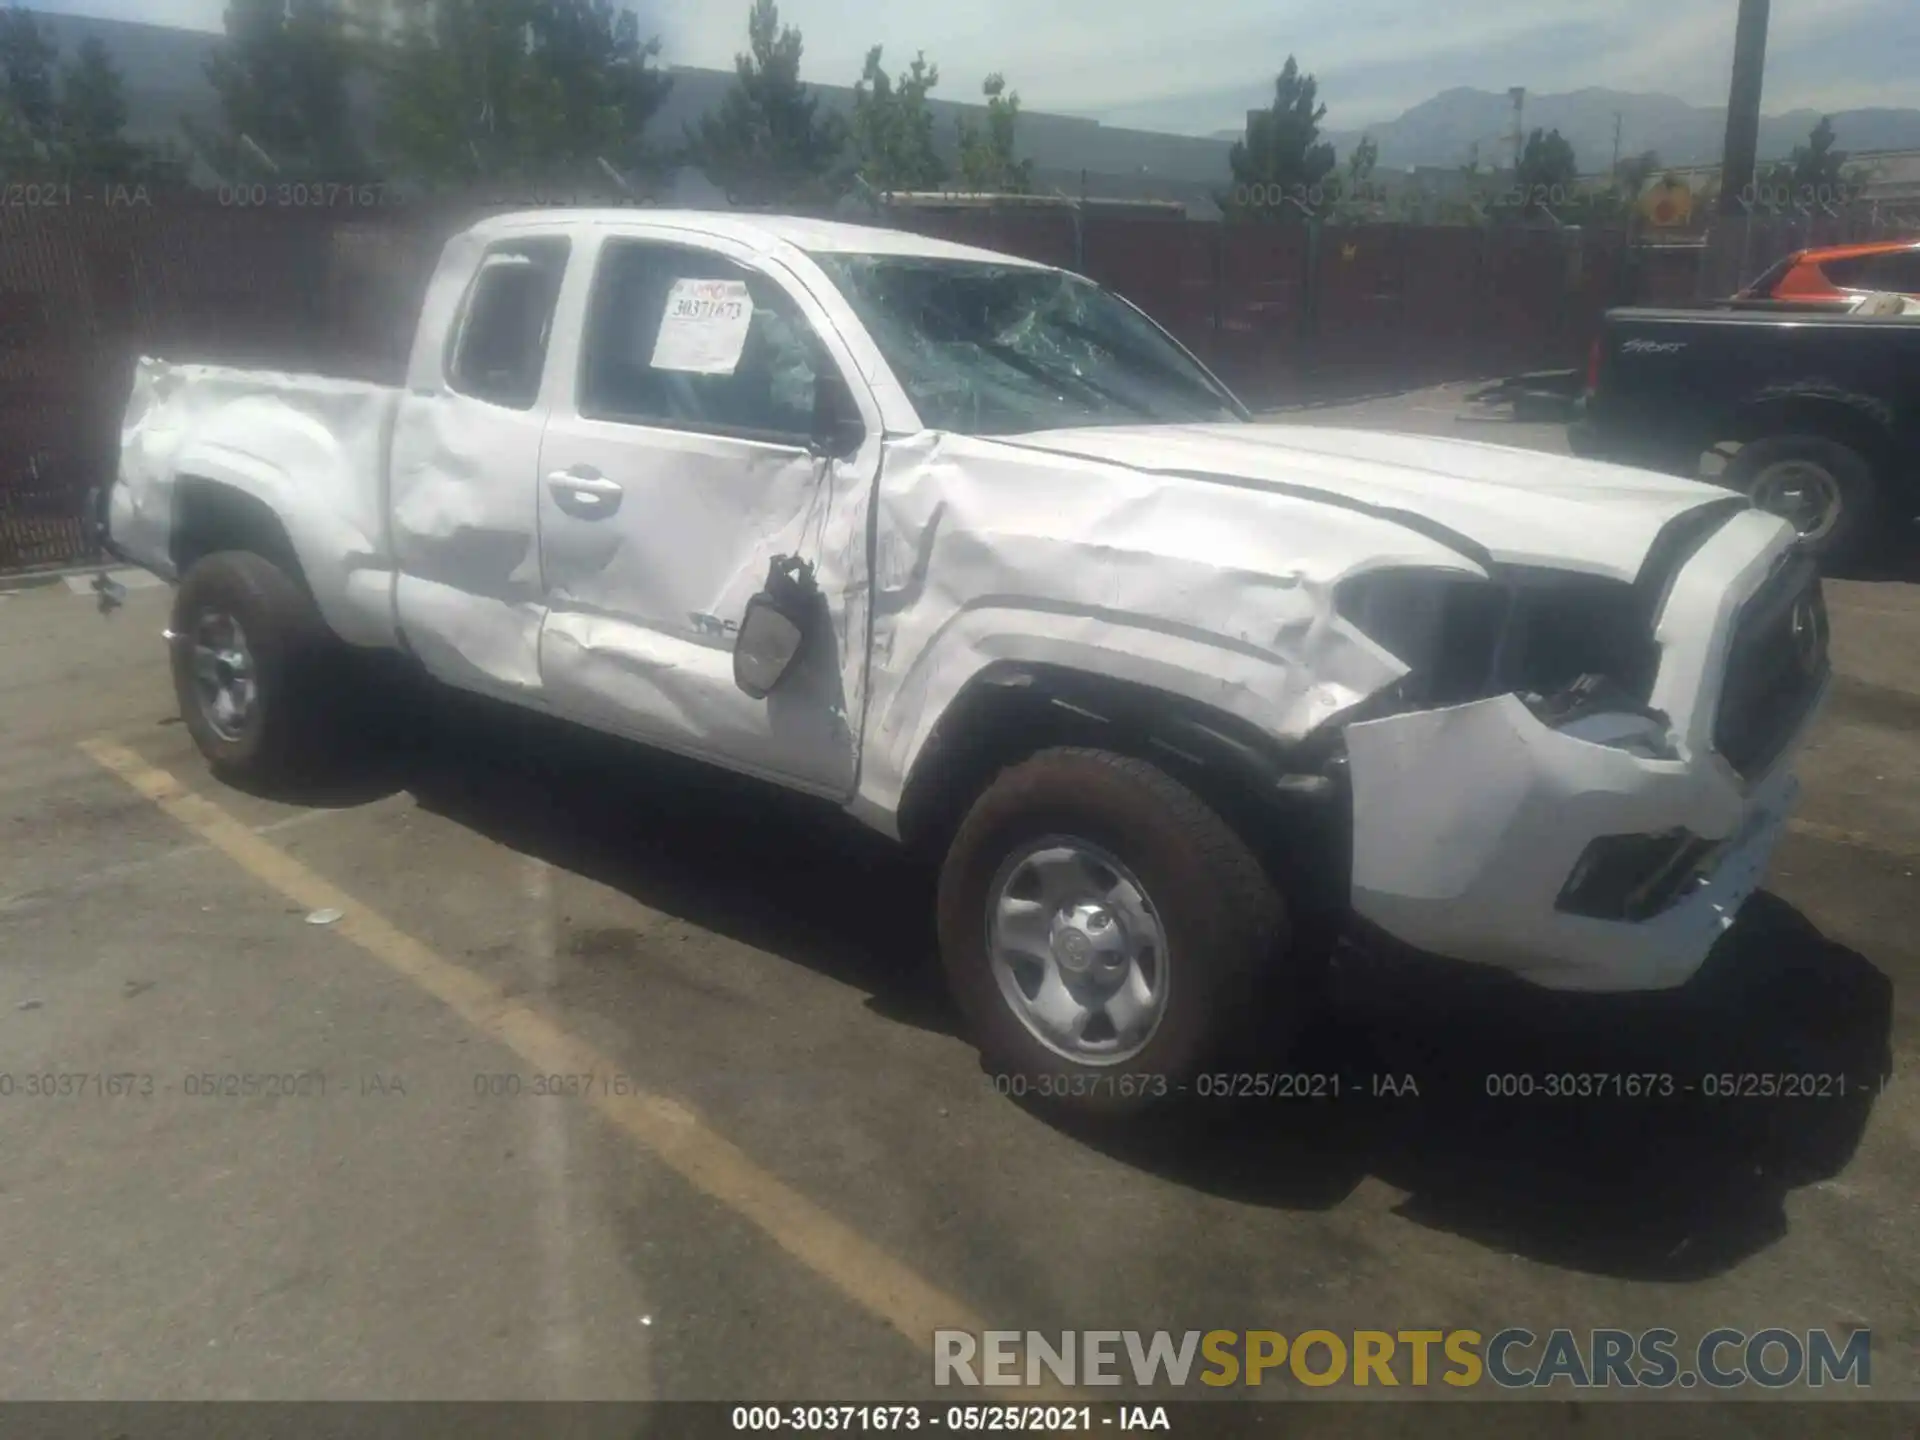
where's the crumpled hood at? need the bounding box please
[990,422,1744,581]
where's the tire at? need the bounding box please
[170,550,337,785]
[936,747,1292,1117]
[1723,434,1879,562]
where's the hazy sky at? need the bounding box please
[31,0,1920,134]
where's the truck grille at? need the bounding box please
[1713,553,1829,778]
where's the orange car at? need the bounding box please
[1737,239,1920,304]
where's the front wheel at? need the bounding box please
[936,748,1293,1116]
[1723,434,1878,562]
[170,550,337,785]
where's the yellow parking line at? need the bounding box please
[79,737,989,1364]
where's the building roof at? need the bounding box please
[877,191,1186,215]
[1646,147,1920,203]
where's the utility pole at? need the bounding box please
[1612,111,1623,179]
[1509,87,1526,174]
[1718,0,1770,215]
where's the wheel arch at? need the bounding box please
[167,460,393,648]
[891,661,1350,919]
[1728,386,1898,470]
[171,473,307,587]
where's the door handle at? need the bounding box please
[546,469,624,519]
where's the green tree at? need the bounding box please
[1328,133,1381,220]
[187,0,374,182]
[376,0,672,188]
[1614,148,1659,198]
[1223,57,1336,220]
[0,95,28,174]
[522,0,672,180]
[0,12,182,182]
[1577,149,1658,225]
[848,45,944,192]
[954,72,1030,193]
[1511,126,1577,214]
[59,37,185,183]
[1760,115,1849,208]
[0,4,58,169]
[1792,115,1846,190]
[688,0,846,207]
[1346,134,1378,189]
[370,0,533,183]
[1841,158,1877,206]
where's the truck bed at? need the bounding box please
[1600,304,1920,328]
[113,357,405,648]
[1574,299,1920,537]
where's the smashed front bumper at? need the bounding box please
[1341,508,1824,994]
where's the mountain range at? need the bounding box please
[22,8,1920,195]
[1212,87,1920,172]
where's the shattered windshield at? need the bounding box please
[812,255,1249,434]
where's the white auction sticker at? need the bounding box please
[651,278,755,375]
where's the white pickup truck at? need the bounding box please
[103,209,1831,1114]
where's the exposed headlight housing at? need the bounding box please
[1334,566,1663,713]
[1332,567,1509,707]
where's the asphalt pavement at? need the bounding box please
[2,387,1917,1423]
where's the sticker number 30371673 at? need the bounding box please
[652,278,756,375]
[671,294,747,322]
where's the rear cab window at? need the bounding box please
[1821,250,1920,295]
[445,237,571,409]
[1742,253,1800,298]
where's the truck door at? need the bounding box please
[533,232,882,798]
[390,236,569,698]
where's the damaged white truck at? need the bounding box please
[102,210,1831,1113]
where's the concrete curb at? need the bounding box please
[0,559,115,586]
[0,569,76,594]
[0,564,163,598]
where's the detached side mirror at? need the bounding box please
[734,563,812,699]
[734,596,804,699]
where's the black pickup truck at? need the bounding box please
[1570,305,1920,562]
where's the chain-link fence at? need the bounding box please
[3,193,1915,573]
[1693,201,1920,298]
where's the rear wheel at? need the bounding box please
[936,747,1292,1116]
[1724,434,1878,561]
[170,550,337,785]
